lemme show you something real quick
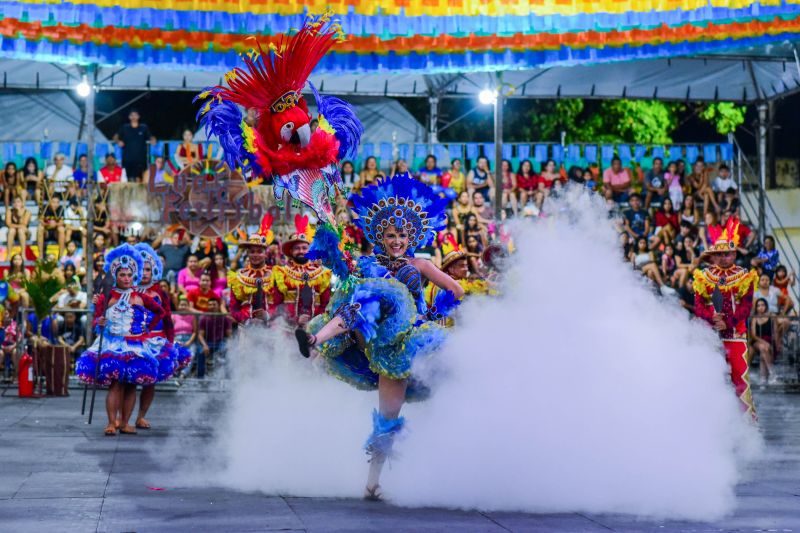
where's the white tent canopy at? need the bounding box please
[0,92,108,143]
[1,54,798,103]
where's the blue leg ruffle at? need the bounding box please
[365,409,405,458]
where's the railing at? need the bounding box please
[731,135,800,307]
[1,307,231,388]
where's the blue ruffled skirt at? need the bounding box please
[75,334,163,386]
[146,335,179,382]
[308,277,448,402]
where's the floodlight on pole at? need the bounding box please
[76,76,91,98]
[478,88,498,106]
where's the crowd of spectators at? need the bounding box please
[0,110,796,384]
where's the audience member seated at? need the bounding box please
[442,158,466,194]
[516,159,537,208]
[416,154,442,186]
[644,156,667,209]
[178,254,202,295]
[751,235,780,279]
[44,153,73,200]
[467,156,494,202]
[72,154,89,192]
[56,311,86,363]
[622,193,650,240]
[5,196,31,257]
[97,153,128,184]
[20,157,43,206]
[750,298,778,385]
[174,128,202,168]
[499,159,518,216]
[4,162,27,205]
[603,156,632,203]
[629,236,664,287]
[37,195,66,259]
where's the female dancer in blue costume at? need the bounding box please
[131,243,190,430]
[295,175,464,499]
[76,245,166,436]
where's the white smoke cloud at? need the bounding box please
[198,186,760,520]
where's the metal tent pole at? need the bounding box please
[757,103,767,243]
[493,73,504,221]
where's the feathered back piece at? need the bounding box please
[134,243,164,283]
[219,14,343,113]
[351,174,449,255]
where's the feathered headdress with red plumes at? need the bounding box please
[440,233,468,271]
[282,213,315,256]
[195,13,363,225]
[241,213,274,248]
[700,215,742,261]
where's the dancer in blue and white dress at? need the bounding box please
[75,244,166,436]
[131,243,187,430]
[296,175,465,499]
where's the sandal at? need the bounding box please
[104,424,117,436]
[295,329,316,359]
[364,484,383,502]
[135,418,151,430]
[119,425,137,435]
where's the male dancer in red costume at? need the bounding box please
[693,217,758,420]
[270,215,331,328]
[228,217,274,326]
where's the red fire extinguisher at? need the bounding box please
[18,353,34,397]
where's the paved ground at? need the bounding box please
[1,386,799,532]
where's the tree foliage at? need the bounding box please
[699,102,746,135]
[524,99,744,144]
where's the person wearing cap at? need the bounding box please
[693,216,759,421]
[228,215,275,325]
[425,247,494,327]
[271,215,331,328]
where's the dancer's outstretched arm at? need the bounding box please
[411,258,465,299]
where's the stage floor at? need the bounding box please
[1,387,799,532]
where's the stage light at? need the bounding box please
[478,88,497,105]
[76,77,91,98]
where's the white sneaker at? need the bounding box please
[768,374,781,385]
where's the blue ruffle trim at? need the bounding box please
[365,409,405,457]
[75,334,161,386]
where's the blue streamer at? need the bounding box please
[634,144,647,161]
[601,144,615,163]
[534,144,548,162]
[703,144,718,163]
[483,143,495,161]
[651,146,665,160]
[448,143,462,160]
[414,143,427,159]
[585,145,598,163]
[685,145,699,164]
[517,144,531,160]
[552,145,564,164]
[380,142,393,161]
[719,143,734,161]
[466,143,479,160]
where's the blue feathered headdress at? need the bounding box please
[350,174,448,254]
[134,243,164,283]
[104,244,145,285]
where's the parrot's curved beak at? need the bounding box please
[294,123,311,148]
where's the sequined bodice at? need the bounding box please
[106,291,148,337]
